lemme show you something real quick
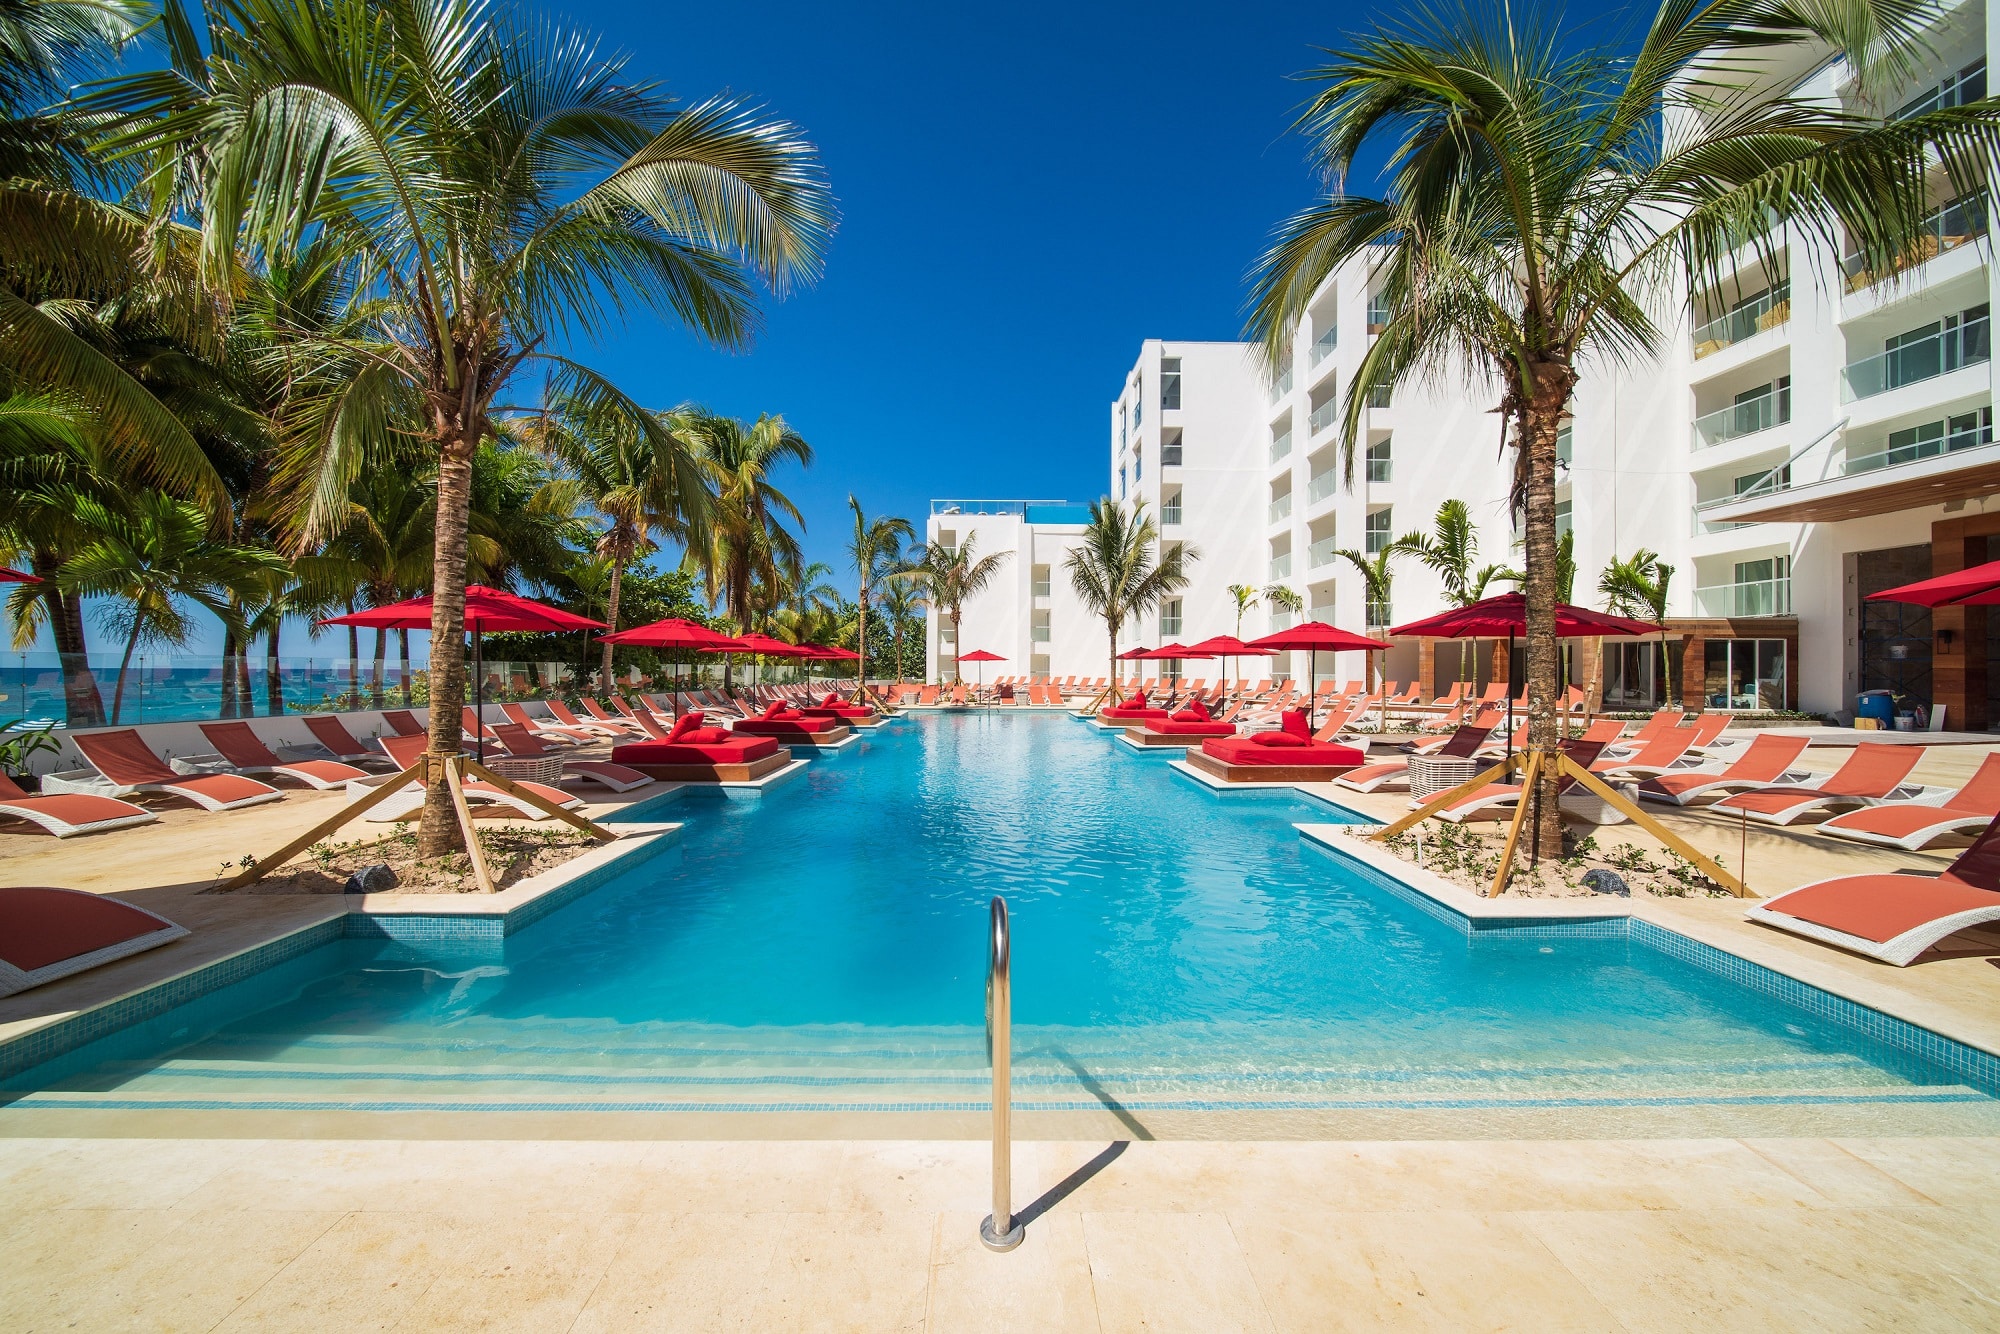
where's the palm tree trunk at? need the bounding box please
[37,550,105,728]
[236,648,253,715]
[219,627,240,719]
[600,552,626,691]
[110,618,143,725]
[344,602,359,709]
[1522,364,1576,862]
[399,628,411,704]
[950,607,962,683]
[371,628,387,705]
[1108,619,1120,704]
[420,439,476,858]
[856,577,869,684]
[266,621,285,715]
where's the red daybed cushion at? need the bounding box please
[1170,700,1211,722]
[665,711,705,742]
[1253,731,1306,747]
[1280,709,1312,740]
[1102,704,1169,720]
[612,735,781,765]
[1202,736,1363,768]
[733,719,824,736]
[1153,721,1235,736]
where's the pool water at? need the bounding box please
[8,712,2000,1136]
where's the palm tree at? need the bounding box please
[907,534,1012,684]
[1226,583,1259,637]
[679,409,812,636]
[1410,500,1521,684]
[532,396,708,688]
[92,0,834,852]
[1061,500,1195,701]
[846,498,914,684]
[1247,0,1995,858]
[1600,548,1677,705]
[1335,537,1418,689]
[1261,583,1302,621]
[878,576,923,684]
[58,490,284,722]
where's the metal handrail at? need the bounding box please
[980,896,1024,1251]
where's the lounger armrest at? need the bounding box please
[1893,868,1945,878]
[41,768,130,797]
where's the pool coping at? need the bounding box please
[0,822,685,1082]
[1296,823,2000,1086]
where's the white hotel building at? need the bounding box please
[928,2,2000,729]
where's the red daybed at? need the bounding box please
[734,716,851,743]
[611,712,792,780]
[800,693,873,721]
[1189,712,1363,782]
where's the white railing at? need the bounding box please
[1309,536,1339,568]
[1897,59,1985,120]
[1842,319,1990,400]
[1692,286,1789,356]
[1310,325,1338,365]
[1269,493,1292,524]
[1308,468,1339,503]
[1692,388,1791,448]
[1693,579,1792,616]
[1270,432,1292,463]
[1308,400,1339,434]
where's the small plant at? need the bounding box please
[0,719,61,778]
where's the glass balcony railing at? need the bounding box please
[1266,368,1293,404]
[1269,493,1293,525]
[1160,501,1182,526]
[1845,415,1994,474]
[1032,580,1050,598]
[1366,455,1392,482]
[1366,384,1392,409]
[1309,536,1339,568]
[1269,553,1293,580]
[1694,579,1793,616]
[1365,601,1391,629]
[1031,625,1051,643]
[1160,443,1182,466]
[1842,194,1987,291]
[1310,325,1338,365]
[1270,432,1292,463]
[1692,286,1790,357]
[1365,530,1392,554]
[1308,400,1339,434]
[1307,468,1339,503]
[1896,59,1985,121]
[1841,318,1990,400]
[1693,389,1791,448]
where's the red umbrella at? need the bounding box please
[1184,635,1276,713]
[319,586,605,760]
[1867,559,2000,607]
[1390,592,1659,761]
[596,618,734,717]
[1116,646,1152,659]
[0,568,42,584]
[956,648,1006,696]
[1138,642,1211,700]
[1244,621,1389,726]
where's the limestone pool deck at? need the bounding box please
[8,723,2000,1327]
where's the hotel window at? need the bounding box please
[1368,290,1392,330]
[1161,428,1183,467]
[1160,357,1181,410]
[1133,378,1143,428]
[1366,439,1392,482]
[1161,489,1182,526]
[1160,599,1183,637]
[1555,499,1572,540]
[1032,565,1051,598]
[1365,507,1393,554]
[1705,638,1787,710]
[1134,450,1143,482]
[1555,424,1572,465]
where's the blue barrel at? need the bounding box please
[1855,690,1896,725]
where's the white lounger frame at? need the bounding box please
[0,892,188,996]
[0,797,158,838]
[1747,897,2000,967]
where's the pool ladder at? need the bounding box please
[980,895,1025,1251]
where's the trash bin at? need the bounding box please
[1894,713,1917,732]
[1855,690,1896,727]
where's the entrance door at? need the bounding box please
[1856,544,1933,713]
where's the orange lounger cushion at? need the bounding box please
[1760,875,2000,945]
[0,886,189,996]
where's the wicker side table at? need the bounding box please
[1406,754,1483,801]
[482,755,563,787]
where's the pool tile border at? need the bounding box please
[0,823,683,1082]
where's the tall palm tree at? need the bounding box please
[1600,548,1677,704]
[59,489,283,722]
[878,576,922,684]
[1226,583,1259,637]
[907,534,1012,685]
[1247,0,1995,858]
[846,497,914,684]
[1261,583,1302,621]
[1335,536,1418,689]
[531,396,708,687]
[91,0,834,852]
[331,467,434,701]
[1061,500,1194,701]
[1410,500,1521,684]
[678,409,812,638]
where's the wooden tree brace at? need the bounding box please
[1369,754,1521,842]
[1487,750,1542,898]
[219,754,432,891]
[461,758,616,840]
[441,757,496,894]
[1555,756,1748,897]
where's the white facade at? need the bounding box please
[931,2,2000,723]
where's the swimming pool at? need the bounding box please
[8,712,2000,1137]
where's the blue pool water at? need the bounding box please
[8,712,2000,1132]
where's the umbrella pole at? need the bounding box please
[474,629,485,763]
[1505,631,1515,770]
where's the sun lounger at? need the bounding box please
[1334,724,1490,792]
[64,730,284,811]
[198,722,370,790]
[1711,742,1926,826]
[1817,754,2000,851]
[301,715,393,766]
[1747,814,2000,965]
[1638,733,1813,806]
[582,698,647,734]
[1436,741,1619,824]
[1622,708,1684,744]
[380,710,426,737]
[499,701,593,744]
[0,773,157,838]
[0,886,188,997]
[364,734,584,820]
[1575,719,1627,746]
[1592,725,1698,779]
[490,723,654,791]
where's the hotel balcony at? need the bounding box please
[1841,318,1989,402]
[1692,286,1790,362]
[1270,431,1293,464]
[1266,368,1293,405]
[1269,552,1293,581]
[1269,493,1293,526]
[1692,388,1790,450]
[1841,193,1987,297]
[1307,465,1340,507]
[1693,578,1793,617]
[1308,400,1340,436]
[1309,536,1339,568]
[1701,404,2000,524]
[1310,325,1338,366]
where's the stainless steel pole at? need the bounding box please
[980,895,1024,1251]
